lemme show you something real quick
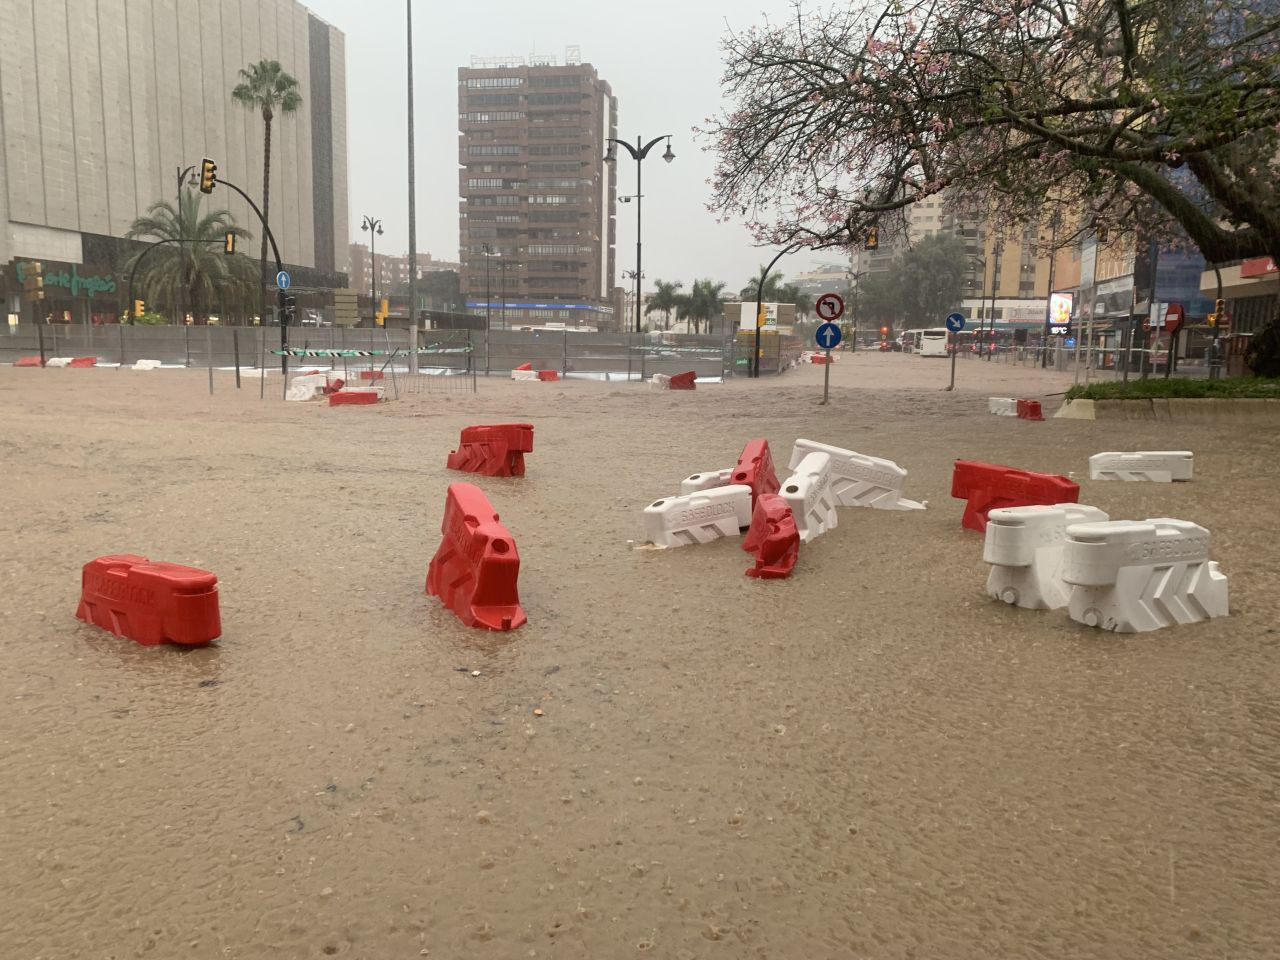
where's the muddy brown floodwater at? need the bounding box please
[1,353,1278,960]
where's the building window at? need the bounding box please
[529,195,576,205]
[464,77,523,88]
[464,111,523,123]
[467,145,521,156]
[528,75,583,87]
[466,178,505,188]
[528,127,583,138]
[529,144,583,156]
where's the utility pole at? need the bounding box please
[406,0,419,374]
[1040,214,1060,368]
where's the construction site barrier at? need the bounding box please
[951,460,1080,533]
[788,439,925,511]
[779,451,839,543]
[741,493,800,579]
[511,368,539,381]
[680,468,733,495]
[1089,451,1194,483]
[731,439,781,507]
[133,359,162,370]
[537,370,560,382]
[1016,399,1045,421]
[642,485,752,548]
[983,503,1110,609]
[426,483,527,631]
[988,398,1018,416]
[45,357,73,367]
[329,388,381,406]
[650,374,671,390]
[514,362,533,371]
[1062,518,1228,632]
[76,554,221,646]
[14,356,42,367]
[669,371,697,390]
[447,423,534,478]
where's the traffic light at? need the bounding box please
[757,305,766,328]
[879,326,888,335]
[223,232,235,255]
[864,226,879,251]
[282,294,297,323]
[133,299,145,318]
[1215,298,1226,315]
[1207,313,1217,328]
[376,298,390,326]
[199,157,217,194]
[21,261,45,301]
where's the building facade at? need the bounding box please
[1,0,349,323]
[348,244,459,297]
[457,57,617,330]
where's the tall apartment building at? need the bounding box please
[1,0,349,323]
[457,57,617,329]
[348,244,460,296]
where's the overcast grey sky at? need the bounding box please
[302,0,849,290]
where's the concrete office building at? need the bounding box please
[457,55,617,329]
[1,0,349,323]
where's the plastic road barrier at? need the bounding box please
[447,423,535,478]
[68,357,97,368]
[779,451,839,543]
[1016,399,1045,421]
[642,485,753,548]
[951,460,1080,533]
[650,374,672,390]
[537,370,560,381]
[680,468,734,495]
[669,371,697,390]
[741,493,800,579]
[514,362,533,371]
[988,398,1018,416]
[511,368,539,381]
[983,503,1111,609]
[287,373,330,401]
[76,554,221,646]
[788,439,925,511]
[132,359,162,370]
[426,483,527,631]
[14,356,42,367]
[1089,451,1194,483]
[1062,518,1228,632]
[328,388,381,405]
[45,357,73,367]
[731,439,781,508]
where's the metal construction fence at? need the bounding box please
[1,324,806,383]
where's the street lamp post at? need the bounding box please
[1040,213,1060,368]
[605,135,674,334]
[360,216,383,326]
[175,165,197,326]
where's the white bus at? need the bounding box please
[914,328,950,357]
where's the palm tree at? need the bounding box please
[644,279,683,330]
[778,283,814,320]
[741,267,787,302]
[232,60,302,315]
[684,278,727,335]
[126,191,255,323]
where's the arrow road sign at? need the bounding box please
[816,293,845,321]
[945,312,966,332]
[815,322,843,350]
[276,270,291,291]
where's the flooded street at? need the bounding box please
[2,354,1278,959]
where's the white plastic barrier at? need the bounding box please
[286,373,331,402]
[642,485,753,548]
[779,451,838,542]
[680,468,733,496]
[511,369,539,381]
[650,374,671,390]
[789,439,925,511]
[1062,518,1228,632]
[132,359,162,370]
[984,503,1110,609]
[988,397,1018,416]
[45,357,73,368]
[1089,451,1194,482]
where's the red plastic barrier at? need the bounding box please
[14,356,42,367]
[76,554,221,646]
[537,370,559,382]
[447,423,534,478]
[741,493,800,579]
[321,378,345,394]
[359,370,385,381]
[810,354,832,364]
[951,460,1079,532]
[69,357,97,368]
[669,371,697,390]
[731,438,781,507]
[300,369,322,376]
[514,362,533,371]
[1016,399,1045,421]
[329,390,379,406]
[426,483,526,631]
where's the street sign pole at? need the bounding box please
[822,347,832,404]
[945,312,966,391]
[813,298,845,406]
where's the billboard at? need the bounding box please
[1048,292,1073,335]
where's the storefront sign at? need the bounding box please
[13,261,118,298]
[1241,257,1277,278]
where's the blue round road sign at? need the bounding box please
[945,312,966,332]
[815,322,843,350]
[276,270,291,291]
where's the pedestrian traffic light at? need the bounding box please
[134,299,145,318]
[199,157,217,194]
[864,227,879,251]
[223,232,235,255]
